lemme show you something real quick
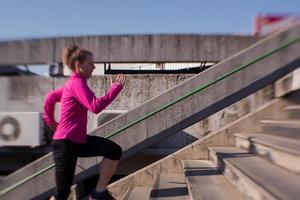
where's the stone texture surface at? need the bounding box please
[0,35,259,64]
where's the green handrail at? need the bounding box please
[0,164,55,196]
[1,36,300,197]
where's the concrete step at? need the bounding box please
[209,146,300,200]
[285,105,300,119]
[123,186,152,200]
[261,119,300,139]
[149,173,189,200]
[235,133,300,174]
[181,160,243,200]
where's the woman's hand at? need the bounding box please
[111,74,125,87]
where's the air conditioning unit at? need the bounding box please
[0,112,44,147]
[94,110,127,129]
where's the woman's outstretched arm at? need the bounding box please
[71,75,125,114]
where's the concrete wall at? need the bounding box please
[0,74,193,133]
[0,73,275,149]
[154,84,275,149]
[0,35,259,65]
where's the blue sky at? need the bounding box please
[0,0,299,40]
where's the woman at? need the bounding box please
[44,45,125,200]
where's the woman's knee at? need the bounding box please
[114,143,123,160]
[109,143,122,160]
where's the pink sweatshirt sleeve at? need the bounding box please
[43,87,64,127]
[71,79,123,114]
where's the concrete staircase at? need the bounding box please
[2,23,300,200]
[117,99,300,200]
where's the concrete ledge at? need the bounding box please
[0,35,259,64]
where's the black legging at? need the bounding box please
[52,136,122,200]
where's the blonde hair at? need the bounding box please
[63,45,93,71]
